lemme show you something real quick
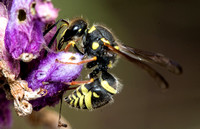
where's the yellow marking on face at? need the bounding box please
[81,85,88,95]
[79,95,84,109]
[108,61,113,68]
[72,94,76,99]
[78,28,82,32]
[85,91,93,110]
[114,46,119,50]
[92,42,100,50]
[74,98,79,107]
[101,38,110,44]
[88,26,96,33]
[101,78,117,94]
[93,92,100,98]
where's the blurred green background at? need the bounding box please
[12,0,200,129]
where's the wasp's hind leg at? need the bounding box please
[65,79,94,86]
[57,93,68,128]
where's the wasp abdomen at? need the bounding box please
[65,72,120,110]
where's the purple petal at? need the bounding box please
[1,0,13,12]
[0,2,8,54]
[0,88,12,129]
[35,0,59,23]
[27,52,83,110]
[0,2,20,76]
[4,0,58,61]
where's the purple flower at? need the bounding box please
[35,0,59,23]
[4,0,59,76]
[0,0,84,128]
[27,52,83,110]
[0,0,13,12]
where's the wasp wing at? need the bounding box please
[104,43,169,89]
[118,44,182,75]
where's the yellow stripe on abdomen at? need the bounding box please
[85,91,93,110]
[81,84,88,95]
[101,79,117,94]
[79,95,84,109]
[74,98,79,107]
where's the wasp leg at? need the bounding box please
[66,86,79,90]
[63,41,76,52]
[60,40,83,55]
[43,19,69,55]
[46,26,63,49]
[56,56,97,65]
[57,93,68,128]
[43,24,67,56]
[65,79,94,91]
[65,78,94,86]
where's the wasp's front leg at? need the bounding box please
[56,56,97,65]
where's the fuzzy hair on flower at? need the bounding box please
[4,0,59,76]
[27,52,83,111]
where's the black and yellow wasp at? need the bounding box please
[44,18,182,110]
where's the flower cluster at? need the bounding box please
[0,0,83,128]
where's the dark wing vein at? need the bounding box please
[118,44,182,75]
[105,44,169,89]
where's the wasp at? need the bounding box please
[43,17,182,110]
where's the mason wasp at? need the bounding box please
[44,17,182,110]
